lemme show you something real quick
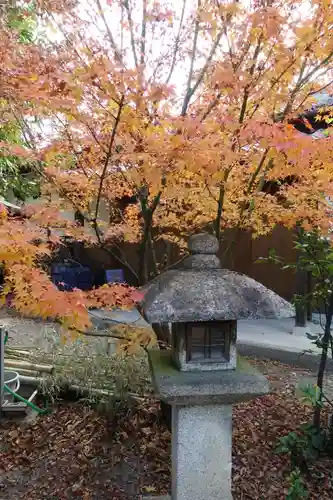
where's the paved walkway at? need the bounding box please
[237,318,321,355]
[237,317,332,371]
[89,308,331,371]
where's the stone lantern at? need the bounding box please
[140,233,294,500]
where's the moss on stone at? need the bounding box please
[148,348,261,377]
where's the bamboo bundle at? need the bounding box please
[3,343,151,403]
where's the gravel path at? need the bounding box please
[0,308,114,357]
[0,308,59,349]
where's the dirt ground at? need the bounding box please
[0,359,331,498]
[1,309,333,499]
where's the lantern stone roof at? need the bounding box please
[141,233,295,324]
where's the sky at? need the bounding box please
[39,0,333,142]
[45,0,234,101]
[43,0,324,98]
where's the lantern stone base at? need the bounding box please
[148,350,269,500]
[148,350,269,406]
[172,404,232,500]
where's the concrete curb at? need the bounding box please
[238,342,333,372]
[144,497,170,500]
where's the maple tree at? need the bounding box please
[0,1,140,333]
[0,2,40,202]
[1,0,333,330]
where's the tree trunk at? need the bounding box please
[307,271,313,322]
[138,188,161,285]
[295,226,307,328]
[138,214,151,285]
[295,262,307,327]
[313,294,333,428]
[147,230,158,278]
[215,184,224,241]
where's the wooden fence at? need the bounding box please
[59,225,298,302]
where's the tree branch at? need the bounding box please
[182,27,224,116]
[215,167,232,240]
[140,0,147,66]
[55,117,90,178]
[246,148,270,195]
[165,0,187,85]
[181,0,201,116]
[94,0,123,64]
[301,51,333,89]
[308,79,333,97]
[281,50,333,119]
[147,229,158,277]
[47,11,124,104]
[123,0,139,67]
[94,95,125,224]
[204,177,218,202]
[234,149,271,234]
[12,109,96,224]
[201,26,256,122]
[239,33,263,123]
[82,120,109,154]
[201,91,222,122]
[221,13,235,70]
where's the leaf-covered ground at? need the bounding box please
[0,359,333,499]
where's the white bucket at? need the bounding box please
[3,370,20,403]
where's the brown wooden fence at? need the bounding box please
[60,225,298,301]
[218,226,297,301]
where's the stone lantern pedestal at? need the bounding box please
[148,350,269,500]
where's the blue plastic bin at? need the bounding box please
[51,264,93,291]
[105,269,125,284]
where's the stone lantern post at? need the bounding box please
[140,233,294,500]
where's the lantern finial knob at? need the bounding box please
[184,233,220,269]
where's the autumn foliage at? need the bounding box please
[0,204,139,332]
[1,0,333,329]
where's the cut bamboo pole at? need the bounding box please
[69,384,149,401]
[5,359,54,373]
[6,368,39,377]
[19,375,44,385]
[18,377,152,402]
[5,349,32,356]
[5,347,33,354]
